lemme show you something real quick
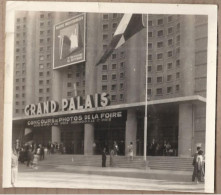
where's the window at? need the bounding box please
[76,72,80,77]
[67,83,72,87]
[120,83,124,90]
[148,32,153,37]
[22,78,25,82]
[16,48,20,53]
[67,73,72,78]
[168,27,173,34]
[120,62,125,69]
[103,34,108,40]
[47,38,51,43]
[148,20,152,26]
[120,51,125,57]
[102,85,107,91]
[39,64,44,69]
[39,89,43,93]
[168,16,173,22]
[40,31,44,35]
[111,84,117,90]
[176,59,180,67]
[176,72,180,79]
[16,64,20,68]
[148,77,152,84]
[176,84,180,91]
[112,53,116,59]
[112,74,117,80]
[47,54,51,59]
[16,18,20,23]
[157,53,163,60]
[112,64,117,69]
[39,55,44,61]
[15,109,19,114]
[176,48,180,55]
[111,95,116,101]
[67,92,72,97]
[47,71,50,76]
[39,80,43,85]
[48,21,51,26]
[177,23,180,30]
[16,86,19,90]
[40,14,44,19]
[113,13,118,19]
[46,88,50,93]
[16,94,19,98]
[102,75,108,81]
[157,30,164,37]
[167,62,173,69]
[157,65,163,71]
[76,82,80,86]
[103,45,107,50]
[157,18,163,25]
[40,39,44,44]
[156,88,163,95]
[16,56,19,60]
[176,35,180,42]
[16,41,19,45]
[47,63,51,68]
[167,51,173,57]
[147,89,151,96]
[40,22,44,27]
[47,30,51,35]
[39,72,43,77]
[167,86,172,93]
[148,54,152,61]
[16,71,20,76]
[46,80,50,84]
[103,24,108,30]
[103,14,108,20]
[145,66,151,74]
[48,13,51,18]
[168,39,173,46]
[157,76,163,83]
[157,41,163,48]
[167,75,172,81]
[120,72,124,79]
[16,79,19,82]
[112,23,118,29]
[148,43,152,49]
[120,94,124,100]
[39,97,43,101]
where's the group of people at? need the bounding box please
[192,146,205,183]
[101,141,134,167]
[148,139,177,156]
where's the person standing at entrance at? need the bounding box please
[128,142,134,160]
[192,146,201,182]
[110,149,115,167]
[11,149,18,187]
[113,141,119,156]
[102,148,107,167]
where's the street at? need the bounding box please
[15,164,204,192]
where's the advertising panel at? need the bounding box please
[53,13,86,69]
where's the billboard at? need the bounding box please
[53,13,86,69]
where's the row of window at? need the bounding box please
[39,79,50,85]
[16,17,26,23]
[149,63,180,72]
[40,21,52,27]
[148,30,180,40]
[39,63,51,69]
[15,78,25,83]
[67,81,85,87]
[148,17,180,27]
[39,88,50,93]
[102,62,125,71]
[16,24,26,30]
[102,83,124,91]
[16,48,26,53]
[40,30,51,36]
[148,39,179,49]
[16,40,25,45]
[40,13,52,19]
[147,73,180,84]
[102,22,118,31]
[102,13,119,20]
[16,32,26,37]
[15,93,25,98]
[39,38,51,44]
[15,63,25,69]
[102,73,124,81]
[148,51,180,61]
[15,101,25,106]
[15,70,25,76]
[15,55,26,61]
[15,86,25,90]
[147,85,180,96]
[67,71,85,78]
[39,71,50,77]
[39,54,51,61]
[110,94,124,101]
[67,90,85,97]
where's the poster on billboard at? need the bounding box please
[53,13,86,69]
[3,1,217,193]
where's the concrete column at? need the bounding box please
[51,126,61,143]
[84,124,94,155]
[125,109,137,156]
[178,103,193,157]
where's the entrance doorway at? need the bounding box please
[94,120,126,155]
[137,104,179,156]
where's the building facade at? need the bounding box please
[12,12,207,157]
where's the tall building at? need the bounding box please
[12,11,207,157]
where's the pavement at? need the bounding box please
[15,163,204,192]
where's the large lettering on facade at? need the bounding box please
[25,93,110,116]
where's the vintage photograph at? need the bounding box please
[3,2,217,193]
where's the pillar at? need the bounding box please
[84,124,94,155]
[51,126,61,143]
[125,109,137,156]
[178,103,193,157]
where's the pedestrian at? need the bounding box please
[11,149,18,187]
[102,148,107,167]
[113,141,119,156]
[27,148,34,167]
[196,150,205,183]
[93,142,96,155]
[40,145,44,160]
[128,142,133,160]
[192,146,201,182]
[32,152,39,169]
[110,149,115,167]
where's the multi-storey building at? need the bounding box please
[12,12,207,157]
